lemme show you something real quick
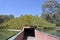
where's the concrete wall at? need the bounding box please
[14,28,35,40]
[14,31,24,40]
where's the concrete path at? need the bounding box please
[27,36,37,40]
[0,29,21,31]
[35,30,60,40]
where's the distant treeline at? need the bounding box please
[0,15,14,24]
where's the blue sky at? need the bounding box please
[0,0,60,17]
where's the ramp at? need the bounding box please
[27,36,37,40]
[8,27,60,40]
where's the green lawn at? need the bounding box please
[43,29,60,37]
[0,30,19,40]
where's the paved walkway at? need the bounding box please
[27,36,37,40]
[26,30,59,40]
[0,29,21,31]
[35,30,60,40]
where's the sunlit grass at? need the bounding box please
[0,30,19,40]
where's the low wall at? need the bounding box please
[14,31,24,40]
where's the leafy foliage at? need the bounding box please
[56,8,60,26]
[41,0,60,23]
[0,15,14,24]
[2,15,55,30]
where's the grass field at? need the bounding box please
[43,29,60,37]
[0,30,19,40]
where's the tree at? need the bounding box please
[41,0,60,23]
[56,8,60,26]
[0,15,14,24]
[9,15,14,18]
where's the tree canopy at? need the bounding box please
[0,15,14,24]
[56,8,60,26]
[41,0,60,23]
